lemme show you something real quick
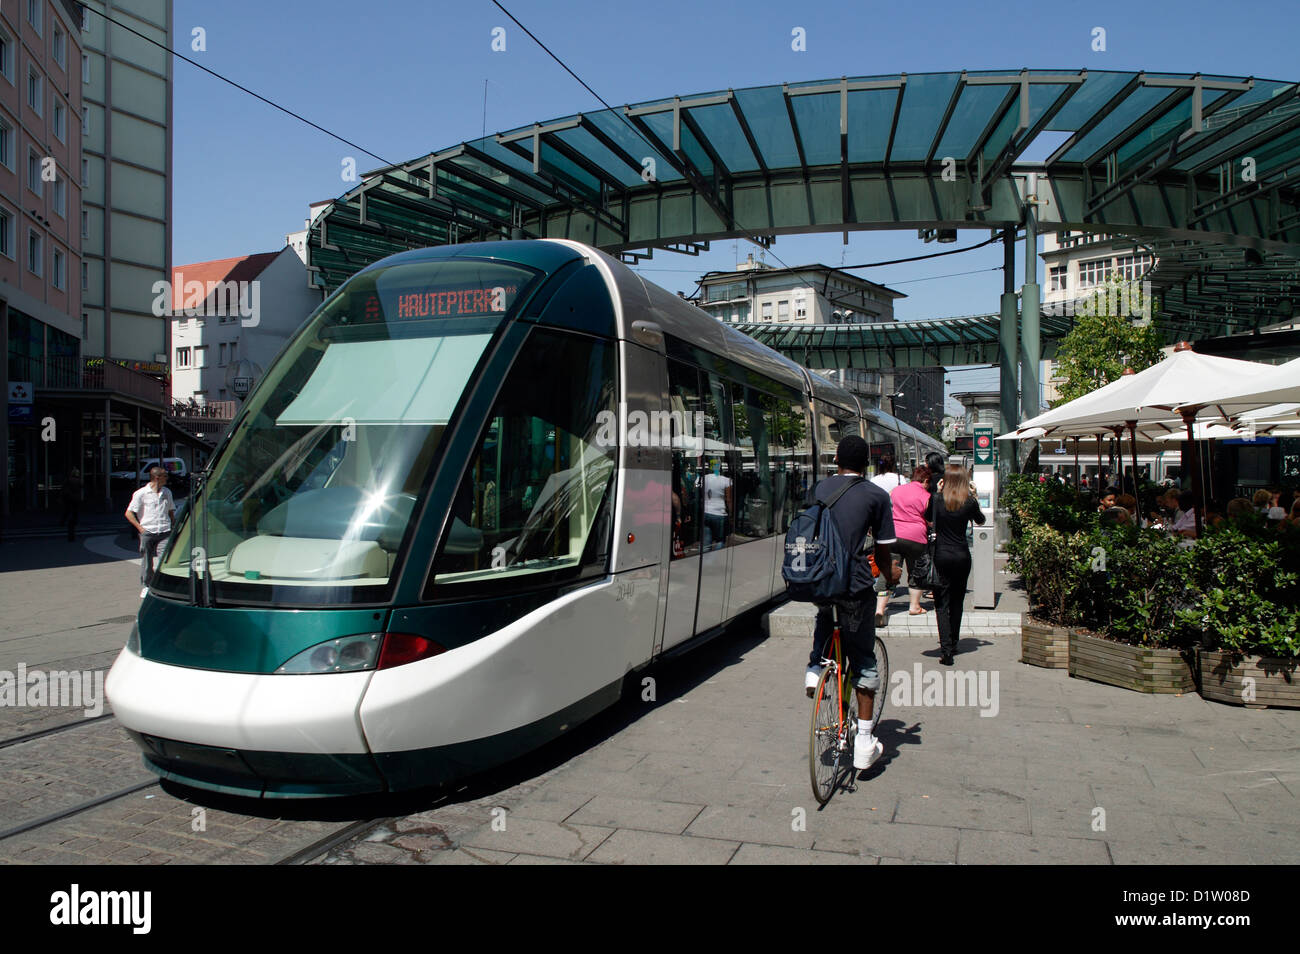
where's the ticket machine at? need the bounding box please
[971,426,997,609]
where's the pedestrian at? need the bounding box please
[877,463,933,626]
[869,453,905,494]
[125,466,175,597]
[925,451,946,494]
[801,435,900,771]
[929,464,986,666]
[60,468,83,542]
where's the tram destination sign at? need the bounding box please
[352,282,522,323]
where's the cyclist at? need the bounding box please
[803,435,900,770]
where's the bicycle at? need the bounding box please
[809,602,890,806]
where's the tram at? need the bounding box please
[106,240,946,797]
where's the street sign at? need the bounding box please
[8,381,33,404]
[973,425,994,466]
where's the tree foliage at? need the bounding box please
[1051,280,1164,406]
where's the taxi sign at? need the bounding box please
[974,425,994,466]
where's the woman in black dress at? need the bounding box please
[931,463,985,665]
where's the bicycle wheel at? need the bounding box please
[808,664,842,806]
[872,636,889,725]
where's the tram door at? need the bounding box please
[661,360,706,651]
[693,370,732,634]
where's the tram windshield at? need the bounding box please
[154,258,539,605]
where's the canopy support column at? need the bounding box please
[1019,186,1041,427]
[998,228,1019,441]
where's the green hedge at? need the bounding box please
[1009,496,1300,656]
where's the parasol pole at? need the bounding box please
[1183,409,1204,537]
[1128,421,1140,500]
[1096,432,1104,488]
[1074,437,1080,487]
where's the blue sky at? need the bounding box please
[171,0,1300,402]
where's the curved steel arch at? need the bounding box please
[308,69,1300,339]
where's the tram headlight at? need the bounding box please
[276,634,383,674]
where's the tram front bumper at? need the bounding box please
[107,647,384,798]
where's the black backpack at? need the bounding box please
[781,476,863,602]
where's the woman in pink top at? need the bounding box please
[877,464,934,623]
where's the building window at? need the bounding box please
[219,342,227,365]
[28,0,42,35]
[1078,258,1111,289]
[80,5,89,31]
[1114,254,1151,281]
[53,25,65,67]
[0,117,11,170]
[0,207,12,259]
[176,347,191,368]
[28,230,42,277]
[28,149,43,196]
[194,345,208,368]
[82,52,89,83]
[53,176,65,217]
[0,28,12,84]
[28,66,42,115]
[81,106,89,135]
[795,299,807,319]
[82,313,88,339]
[1049,266,1067,293]
[777,299,789,320]
[81,157,88,186]
[52,247,64,288]
[760,301,772,321]
[81,260,87,289]
[53,99,65,141]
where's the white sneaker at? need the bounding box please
[804,666,822,698]
[140,587,149,598]
[853,733,883,770]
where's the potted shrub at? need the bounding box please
[1182,523,1300,708]
[1014,524,1087,669]
[1067,523,1198,693]
[1004,477,1094,669]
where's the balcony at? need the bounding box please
[81,358,168,406]
[167,399,237,446]
[12,354,167,407]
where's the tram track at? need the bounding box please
[0,713,391,863]
[0,712,117,751]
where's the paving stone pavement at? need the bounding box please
[318,620,1300,865]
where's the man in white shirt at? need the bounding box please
[126,467,176,595]
[701,462,732,550]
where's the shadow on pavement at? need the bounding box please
[0,530,141,573]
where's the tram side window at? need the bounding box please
[429,329,617,589]
[769,394,811,533]
[817,402,859,479]
[667,359,702,561]
[698,370,734,551]
[731,381,774,540]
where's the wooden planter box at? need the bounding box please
[1068,630,1195,694]
[1199,650,1300,709]
[1021,614,1069,669]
